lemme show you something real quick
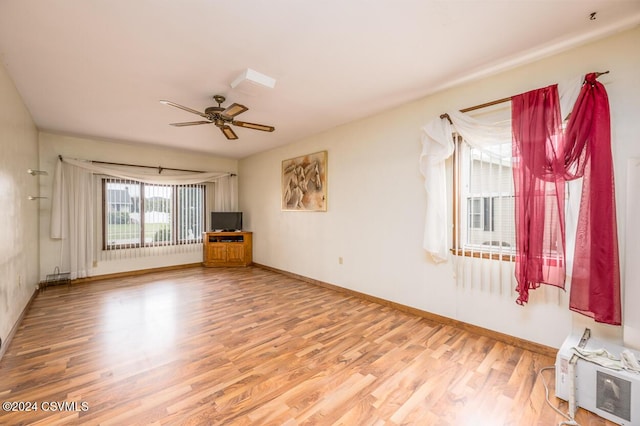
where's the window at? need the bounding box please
[103,178,205,249]
[453,136,516,259]
[467,197,486,230]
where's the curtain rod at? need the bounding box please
[439,70,610,123]
[58,155,237,176]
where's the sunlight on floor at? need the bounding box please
[101,283,178,358]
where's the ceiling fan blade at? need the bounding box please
[220,125,238,140]
[160,100,209,119]
[169,120,212,127]
[233,120,275,132]
[221,103,248,118]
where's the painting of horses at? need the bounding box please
[282,151,327,211]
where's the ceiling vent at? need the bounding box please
[230,68,276,96]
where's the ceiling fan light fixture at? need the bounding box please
[162,96,274,138]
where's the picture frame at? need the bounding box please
[282,151,327,211]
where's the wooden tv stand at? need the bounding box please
[202,231,253,267]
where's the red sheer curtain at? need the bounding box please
[511,73,620,325]
[565,74,621,325]
[512,84,566,305]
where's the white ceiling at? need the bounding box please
[1,1,639,159]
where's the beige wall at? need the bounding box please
[0,60,39,354]
[239,27,640,349]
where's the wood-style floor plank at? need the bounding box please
[0,266,614,425]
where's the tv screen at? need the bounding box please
[210,212,243,231]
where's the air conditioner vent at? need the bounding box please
[597,370,632,422]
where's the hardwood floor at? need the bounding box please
[0,266,614,425]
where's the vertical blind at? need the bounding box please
[102,177,205,261]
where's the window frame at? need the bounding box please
[452,135,516,262]
[102,178,206,250]
[467,197,484,230]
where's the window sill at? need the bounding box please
[450,248,515,262]
[104,240,203,250]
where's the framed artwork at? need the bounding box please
[282,151,327,211]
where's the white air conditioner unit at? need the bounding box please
[556,330,640,425]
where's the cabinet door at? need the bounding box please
[208,244,228,262]
[226,244,245,263]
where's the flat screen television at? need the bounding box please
[210,211,243,231]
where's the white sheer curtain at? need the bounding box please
[420,76,582,264]
[50,160,95,279]
[50,157,234,278]
[213,174,238,211]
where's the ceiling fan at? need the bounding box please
[160,95,275,140]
